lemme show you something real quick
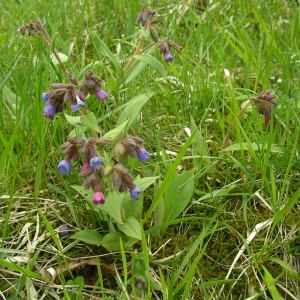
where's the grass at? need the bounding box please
[1,0,300,299]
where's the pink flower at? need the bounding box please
[93,190,105,205]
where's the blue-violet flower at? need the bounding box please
[130,186,142,200]
[96,89,109,101]
[136,148,150,162]
[164,52,173,62]
[90,156,103,169]
[58,159,71,175]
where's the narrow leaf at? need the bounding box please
[222,142,283,153]
[80,112,101,133]
[262,265,282,300]
[117,92,154,128]
[102,120,129,141]
[134,54,166,78]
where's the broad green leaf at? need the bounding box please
[262,265,282,300]
[117,92,154,128]
[80,112,101,133]
[134,54,166,78]
[64,113,84,127]
[143,130,197,224]
[222,142,283,153]
[70,229,103,245]
[163,171,195,223]
[90,32,122,75]
[122,176,159,219]
[190,117,211,171]
[102,120,129,141]
[100,232,125,252]
[71,187,124,224]
[119,216,141,239]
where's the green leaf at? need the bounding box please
[50,52,68,65]
[221,142,283,153]
[100,232,125,252]
[70,229,103,245]
[262,265,282,300]
[102,120,129,141]
[121,45,155,87]
[134,54,166,78]
[80,112,101,133]
[198,185,237,201]
[0,260,47,282]
[162,171,195,223]
[143,130,197,224]
[2,85,17,114]
[72,186,124,224]
[119,216,141,239]
[64,113,84,127]
[267,257,300,281]
[117,92,154,128]
[190,117,211,171]
[90,32,122,75]
[272,186,300,230]
[122,176,159,219]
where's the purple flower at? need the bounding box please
[43,102,57,119]
[93,190,105,205]
[130,186,142,200]
[42,92,49,102]
[164,52,173,63]
[96,89,109,101]
[58,225,69,235]
[58,159,71,175]
[71,99,86,112]
[90,156,103,168]
[136,148,150,162]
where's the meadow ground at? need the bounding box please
[0,0,300,299]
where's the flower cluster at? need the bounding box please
[115,136,150,162]
[251,91,278,125]
[159,40,183,63]
[136,10,182,63]
[58,135,150,204]
[113,163,141,200]
[42,70,108,119]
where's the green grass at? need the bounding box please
[1,0,300,299]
